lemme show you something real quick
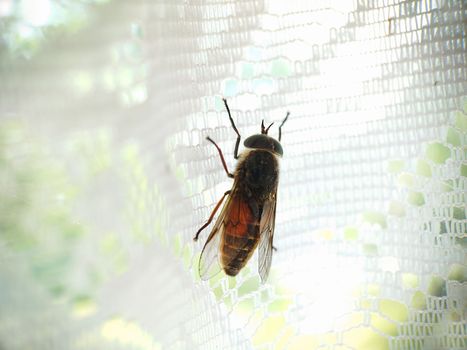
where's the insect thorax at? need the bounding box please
[235,150,279,201]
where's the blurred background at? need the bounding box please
[0,0,466,349]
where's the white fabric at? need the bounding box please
[0,0,466,349]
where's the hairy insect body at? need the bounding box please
[221,150,279,276]
[238,150,279,200]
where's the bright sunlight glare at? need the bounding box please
[20,0,52,27]
[281,247,364,333]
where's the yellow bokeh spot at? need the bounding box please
[268,298,292,313]
[367,284,380,296]
[72,297,96,319]
[318,229,335,240]
[388,200,406,217]
[387,159,405,173]
[253,315,286,346]
[379,299,408,322]
[335,312,364,330]
[411,291,427,310]
[274,325,295,350]
[344,226,359,240]
[343,327,388,350]
[371,312,398,336]
[360,298,372,309]
[402,273,419,289]
[287,335,320,350]
[70,70,94,95]
[398,172,415,187]
[100,317,161,350]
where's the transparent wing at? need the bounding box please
[198,190,233,280]
[258,189,277,283]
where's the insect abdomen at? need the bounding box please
[221,224,260,276]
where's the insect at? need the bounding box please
[193,98,289,283]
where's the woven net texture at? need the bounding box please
[0,0,466,349]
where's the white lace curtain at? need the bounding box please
[0,0,466,349]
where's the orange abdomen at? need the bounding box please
[221,226,260,276]
[220,196,260,276]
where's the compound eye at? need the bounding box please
[273,140,283,156]
[244,135,283,156]
[243,135,260,148]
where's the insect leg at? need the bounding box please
[193,190,231,241]
[222,98,241,159]
[206,137,234,178]
[278,111,290,142]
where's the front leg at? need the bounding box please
[193,190,231,241]
[222,98,241,159]
[206,137,234,178]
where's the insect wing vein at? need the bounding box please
[198,187,233,280]
[258,190,277,283]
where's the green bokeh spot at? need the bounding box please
[100,233,121,255]
[173,233,182,256]
[441,179,454,192]
[427,276,447,297]
[241,62,255,79]
[71,70,94,94]
[271,58,291,77]
[450,311,461,322]
[411,291,427,310]
[398,173,415,187]
[446,127,461,146]
[387,159,405,174]
[379,299,408,322]
[455,237,467,249]
[182,244,192,268]
[342,326,389,350]
[208,270,224,289]
[461,163,467,177]
[73,295,95,311]
[371,312,398,336]
[51,285,66,297]
[407,191,425,206]
[212,285,223,299]
[367,284,380,296]
[455,110,467,132]
[238,276,260,297]
[32,254,70,284]
[402,273,418,289]
[426,142,450,164]
[448,264,467,283]
[388,201,405,217]
[228,275,237,289]
[237,297,254,313]
[362,211,387,229]
[268,298,292,313]
[452,206,466,220]
[344,226,359,240]
[363,243,378,256]
[416,159,432,177]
